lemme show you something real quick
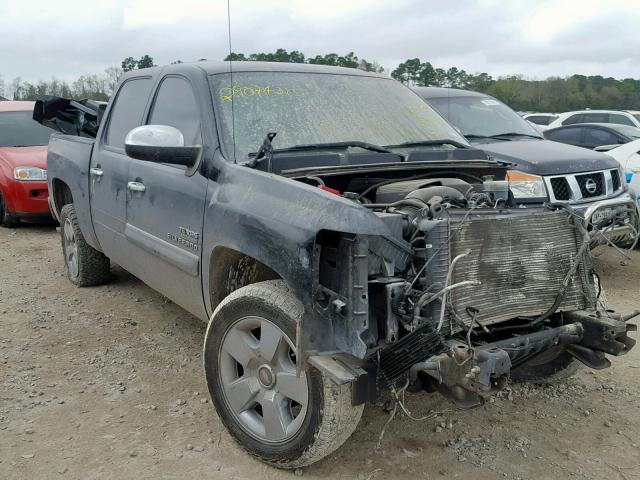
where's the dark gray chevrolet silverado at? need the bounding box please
[37,62,638,468]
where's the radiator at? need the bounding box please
[431,210,596,332]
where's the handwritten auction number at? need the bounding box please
[219,85,296,102]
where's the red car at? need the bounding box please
[0,101,56,226]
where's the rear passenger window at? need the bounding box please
[148,77,201,145]
[547,127,582,144]
[608,113,635,126]
[582,113,608,123]
[584,128,619,146]
[529,116,552,126]
[562,114,583,125]
[105,78,153,148]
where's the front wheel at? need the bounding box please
[511,347,581,384]
[0,191,18,228]
[203,280,363,468]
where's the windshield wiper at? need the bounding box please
[488,132,542,140]
[268,141,393,154]
[246,132,277,168]
[384,139,469,149]
[463,134,494,140]
[245,138,398,168]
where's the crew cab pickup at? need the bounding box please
[38,62,638,469]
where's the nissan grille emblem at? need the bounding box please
[585,178,597,194]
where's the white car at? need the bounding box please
[523,113,559,130]
[602,139,640,201]
[549,110,640,129]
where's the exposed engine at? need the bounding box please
[309,168,637,408]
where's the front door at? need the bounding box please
[90,77,153,265]
[124,75,209,318]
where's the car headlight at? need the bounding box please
[506,170,547,199]
[13,167,47,181]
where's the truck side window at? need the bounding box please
[148,77,202,146]
[105,78,153,148]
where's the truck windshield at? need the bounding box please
[210,72,467,161]
[426,96,541,139]
[0,111,56,147]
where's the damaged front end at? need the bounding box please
[301,162,638,408]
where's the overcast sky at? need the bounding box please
[1,0,639,83]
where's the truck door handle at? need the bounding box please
[89,167,104,177]
[127,181,146,193]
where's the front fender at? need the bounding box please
[201,160,394,317]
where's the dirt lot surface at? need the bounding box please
[1,224,639,480]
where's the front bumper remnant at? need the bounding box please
[311,309,637,406]
[390,310,637,408]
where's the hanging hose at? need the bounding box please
[437,249,472,333]
[412,280,481,325]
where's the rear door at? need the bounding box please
[124,75,209,318]
[90,77,153,264]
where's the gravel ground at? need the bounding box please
[1,224,639,480]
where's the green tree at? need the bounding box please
[121,55,155,72]
[121,57,138,72]
[391,58,423,85]
[137,55,155,69]
[223,53,247,61]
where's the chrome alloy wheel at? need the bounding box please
[63,218,79,278]
[218,316,309,444]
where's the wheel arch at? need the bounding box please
[50,178,73,218]
[208,246,282,314]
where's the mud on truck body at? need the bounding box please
[36,62,638,469]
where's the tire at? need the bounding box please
[203,280,364,469]
[511,347,581,384]
[59,204,111,287]
[0,191,18,228]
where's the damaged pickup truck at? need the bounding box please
[37,62,638,469]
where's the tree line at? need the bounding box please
[3,50,640,113]
[0,54,155,102]
[224,48,384,73]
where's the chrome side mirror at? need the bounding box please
[125,125,201,167]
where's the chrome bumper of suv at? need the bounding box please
[575,196,639,246]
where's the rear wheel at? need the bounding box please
[0,191,18,228]
[59,204,111,287]
[204,280,363,468]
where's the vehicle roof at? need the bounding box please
[412,86,489,99]
[0,101,35,112]
[120,61,389,81]
[561,109,634,115]
[546,122,640,137]
[525,112,557,116]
